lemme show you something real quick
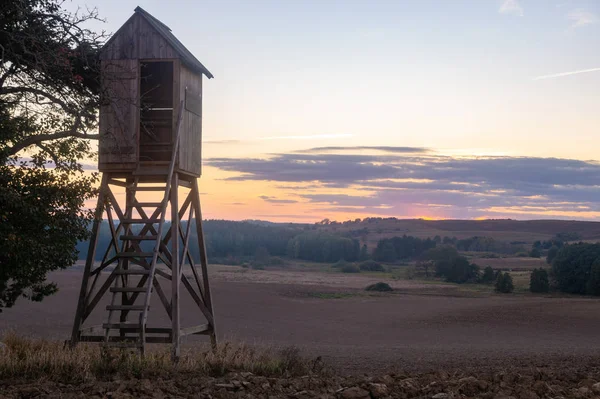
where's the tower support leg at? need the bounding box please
[70,174,108,347]
[171,173,181,360]
[192,179,217,348]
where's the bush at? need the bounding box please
[529,268,549,293]
[332,259,349,268]
[480,266,495,284]
[434,256,480,284]
[529,248,541,258]
[359,260,385,272]
[341,264,360,273]
[365,282,393,292]
[495,272,514,293]
[552,243,600,295]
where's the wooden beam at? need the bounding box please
[71,175,108,345]
[170,172,180,360]
[181,324,210,336]
[192,180,217,347]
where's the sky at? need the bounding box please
[67,0,600,222]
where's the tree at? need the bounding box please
[0,0,104,311]
[587,261,600,296]
[529,268,549,293]
[359,244,369,261]
[546,246,559,264]
[373,240,397,262]
[421,246,478,284]
[552,243,600,295]
[495,272,514,293]
[480,266,495,284]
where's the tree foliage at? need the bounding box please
[0,0,104,310]
[480,266,496,284]
[495,272,514,293]
[420,245,480,284]
[287,232,359,263]
[546,246,559,264]
[551,243,600,295]
[529,268,549,293]
[372,235,436,262]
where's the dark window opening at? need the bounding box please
[139,61,174,163]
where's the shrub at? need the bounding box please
[359,260,385,272]
[434,255,480,284]
[341,264,360,273]
[332,259,349,268]
[552,243,600,295]
[495,272,514,293]
[529,268,549,293]
[365,282,393,292]
[480,266,495,284]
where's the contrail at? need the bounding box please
[534,67,600,80]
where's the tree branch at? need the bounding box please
[7,128,99,157]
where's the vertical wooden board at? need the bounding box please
[98,60,139,169]
[101,14,178,61]
[172,60,181,161]
[178,65,203,176]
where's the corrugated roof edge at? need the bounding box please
[134,6,214,79]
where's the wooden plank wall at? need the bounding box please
[98,59,139,170]
[100,14,178,61]
[178,65,203,176]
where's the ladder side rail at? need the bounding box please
[140,100,185,330]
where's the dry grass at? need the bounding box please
[0,332,322,382]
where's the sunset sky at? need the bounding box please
[69,0,600,222]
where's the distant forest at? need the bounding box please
[76,219,574,265]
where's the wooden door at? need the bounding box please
[99,59,139,169]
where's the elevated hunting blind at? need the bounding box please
[71,7,216,358]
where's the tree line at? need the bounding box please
[76,220,361,264]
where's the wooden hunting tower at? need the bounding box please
[71,7,216,358]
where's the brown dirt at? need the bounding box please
[5,365,600,398]
[3,268,600,377]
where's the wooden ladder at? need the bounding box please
[101,101,184,352]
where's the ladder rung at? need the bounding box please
[103,322,141,329]
[113,269,151,275]
[135,202,163,207]
[116,252,155,258]
[106,305,147,311]
[120,235,159,241]
[109,287,148,293]
[133,168,170,176]
[101,341,143,349]
[134,186,165,191]
[121,219,161,224]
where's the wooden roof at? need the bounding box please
[102,6,214,79]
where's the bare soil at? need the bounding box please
[3,266,600,378]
